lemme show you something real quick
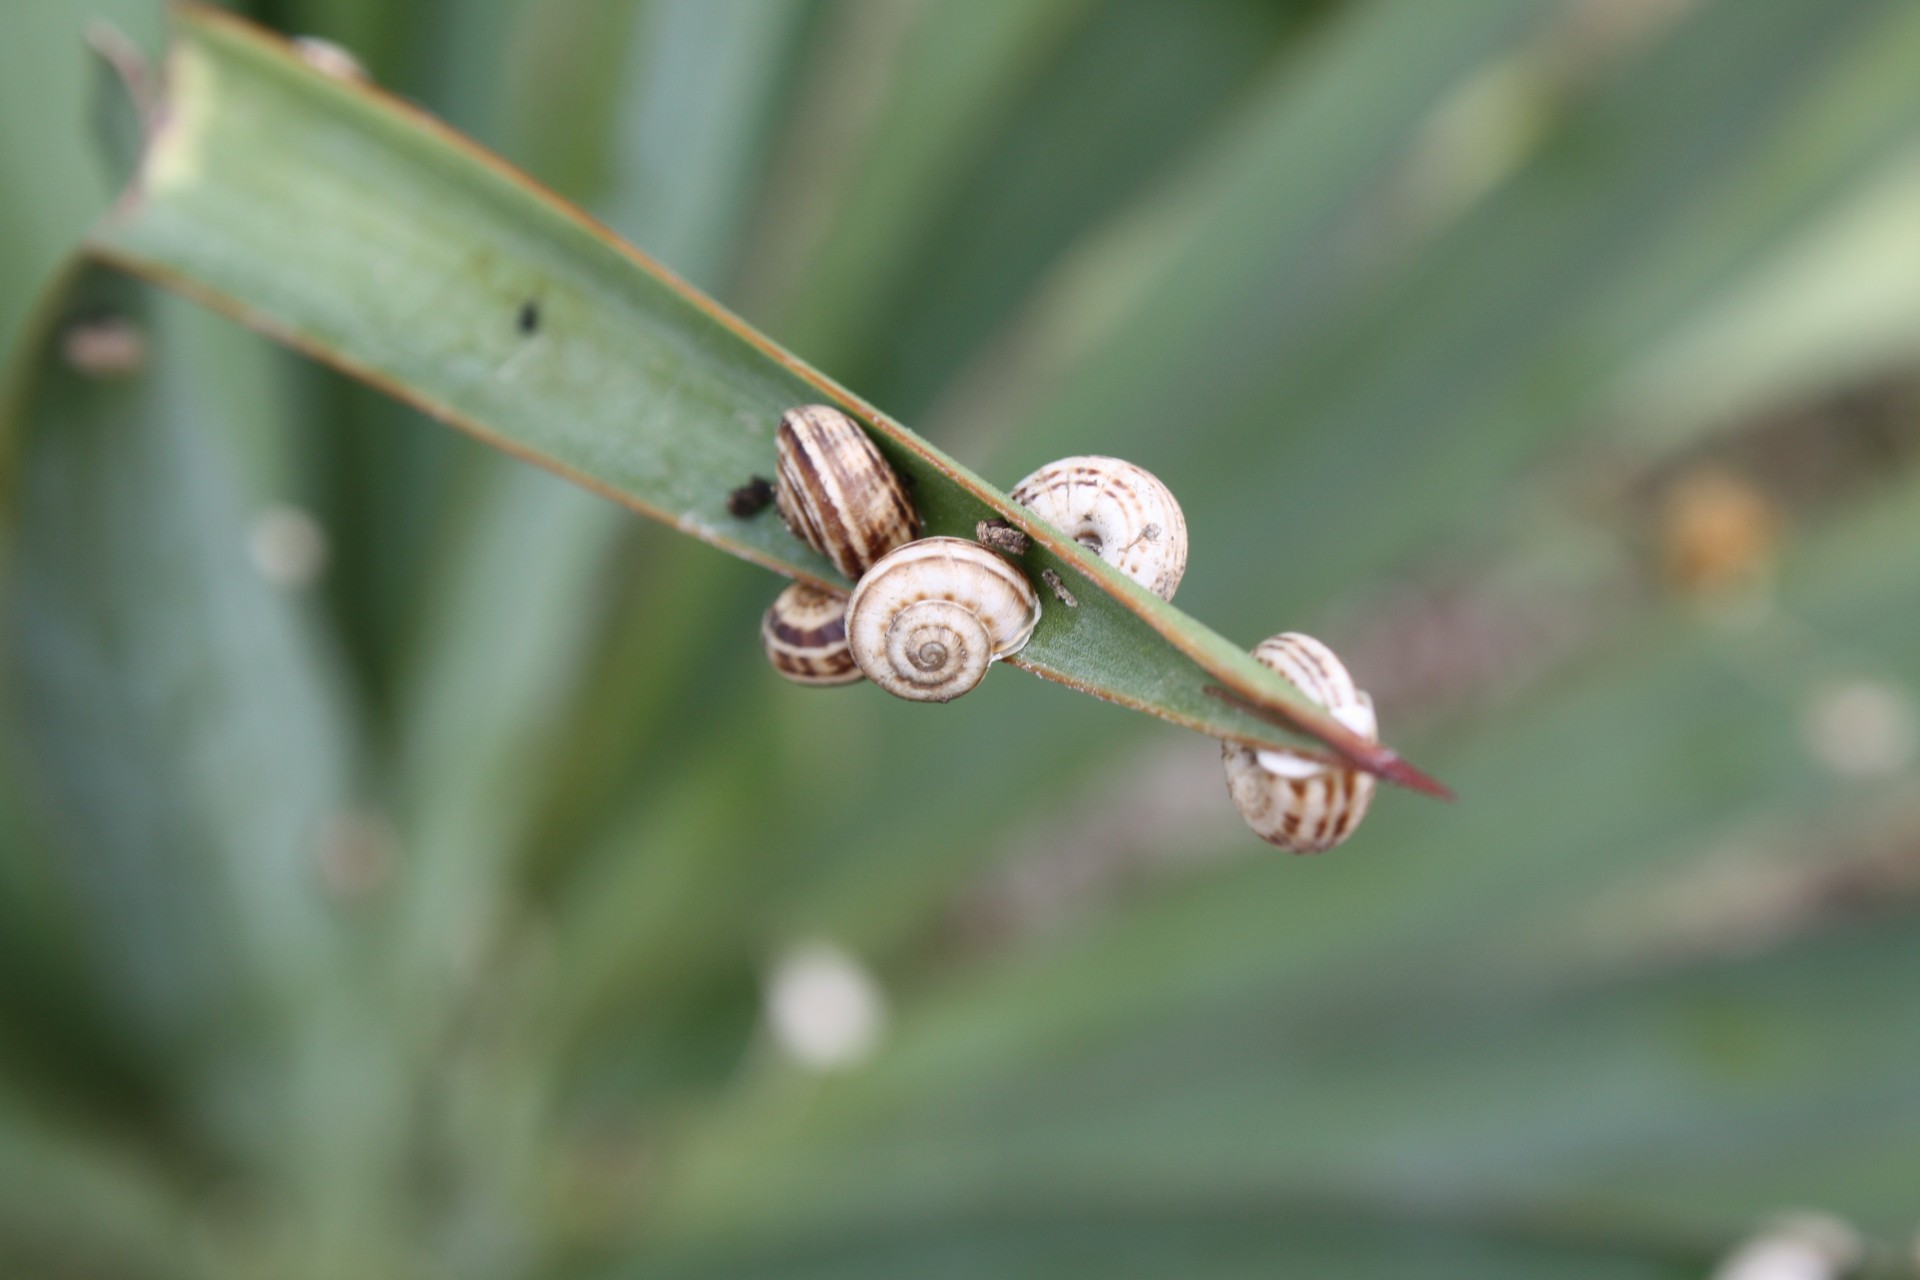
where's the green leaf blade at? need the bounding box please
[87,5,1445,789]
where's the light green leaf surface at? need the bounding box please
[2,263,407,1273]
[11,1,1920,1275]
[85,6,1443,791]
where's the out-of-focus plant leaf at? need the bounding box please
[742,0,1920,973]
[732,0,1099,374]
[962,0,1920,633]
[391,0,812,1022]
[0,262,407,1273]
[87,6,1444,788]
[633,1206,1702,1280]
[667,0,1563,968]
[848,0,1332,418]
[0,1090,194,1280]
[641,460,1920,1244]
[0,0,165,358]
[1606,150,1920,453]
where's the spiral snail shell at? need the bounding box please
[1009,456,1187,601]
[775,405,921,580]
[762,582,863,686]
[1222,632,1377,853]
[845,537,1041,703]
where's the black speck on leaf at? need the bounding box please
[517,299,539,334]
[728,476,775,518]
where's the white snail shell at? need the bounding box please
[775,405,921,580]
[1222,632,1377,853]
[845,537,1041,703]
[761,582,863,686]
[1009,456,1187,601]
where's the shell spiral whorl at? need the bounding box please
[1222,632,1377,853]
[775,405,921,580]
[845,537,1041,703]
[1009,455,1187,600]
[761,582,863,686]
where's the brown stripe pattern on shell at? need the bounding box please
[774,405,921,580]
[1009,455,1187,601]
[761,582,862,686]
[845,537,1041,703]
[1249,632,1363,713]
[1222,632,1377,853]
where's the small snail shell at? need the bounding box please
[1009,456,1187,600]
[1222,632,1377,853]
[775,405,921,580]
[762,582,863,686]
[845,537,1041,702]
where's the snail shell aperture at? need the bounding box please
[1009,455,1187,600]
[1222,632,1377,853]
[775,405,921,580]
[845,537,1041,702]
[762,582,863,686]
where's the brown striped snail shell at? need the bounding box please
[845,537,1041,703]
[1222,632,1377,853]
[775,405,921,580]
[762,582,863,686]
[1009,456,1187,601]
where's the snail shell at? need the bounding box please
[1222,632,1377,853]
[845,537,1041,702]
[762,582,863,686]
[775,405,921,580]
[1009,456,1187,600]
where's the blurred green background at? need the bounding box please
[7,0,1920,1276]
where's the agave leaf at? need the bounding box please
[734,0,1099,375]
[84,5,1445,792]
[0,1089,194,1280]
[632,1205,1703,1280]
[642,458,1920,1242]
[0,262,410,1270]
[0,0,165,358]
[753,0,1920,972]
[975,0,1920,638]
[391,0,814,1020]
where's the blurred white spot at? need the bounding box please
[1803,680,1917,780]
[1335,698,1377,739]
[62,315,147,378]
[293,36,367,81]
[1255,750,1330,780]
[765,941,885,1072]
[1254,689,1374,778]
[314,809,396,901]
[247,505,328,587]
[1711,1213,1859,1280]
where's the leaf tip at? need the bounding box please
[1369,752,1455,801]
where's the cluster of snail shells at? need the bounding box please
[760,406,1043,702]
[1222,632,1378,853]
[760,409,1191,703]
[756,407,1375,852]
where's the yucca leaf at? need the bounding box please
[1,262,412,1272]
[641,463,1920,1243]
[84,5,1445,794]
[747,0,1920,979]
[632,1205,1703,1280]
